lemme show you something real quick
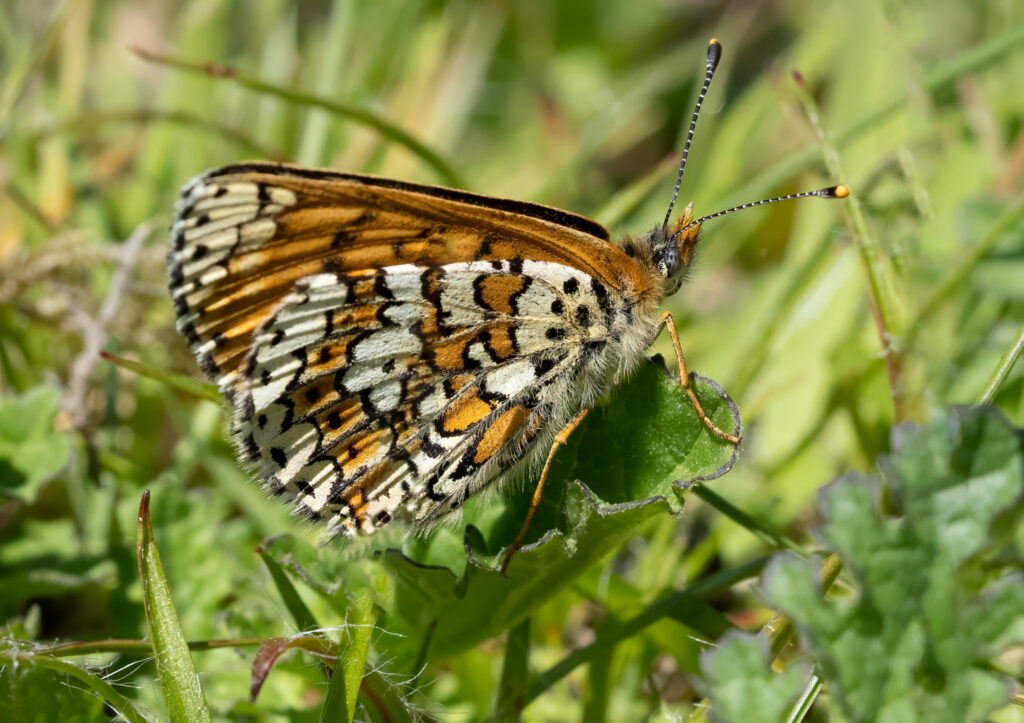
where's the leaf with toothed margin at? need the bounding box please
[701,406,1024,723]
[380,362,741,667]
[259,363,740,669]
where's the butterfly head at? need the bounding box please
[631,39,848,299]
[649,202,702,295]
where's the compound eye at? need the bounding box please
[662,246,682,278]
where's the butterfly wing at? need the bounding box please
[169,162,645,534]
[236,259,625,533]
[169,162,645,393]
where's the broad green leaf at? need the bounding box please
[258,365,739,669]
[384,364,740,665]
[137,490,213,722]
[0,386,70,502]
[470,365,741,554]
[699,632,810,723]
[762,406,1024,723]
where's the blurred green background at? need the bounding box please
[1,0,1022,720]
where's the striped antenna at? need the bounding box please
[671,185,850,239]
[663,38,723,230]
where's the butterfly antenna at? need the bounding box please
[671,185,850,239]
[663,38,723,230]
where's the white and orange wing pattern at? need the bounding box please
[168,163,657,536]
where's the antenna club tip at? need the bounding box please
[707,38,722,67]
[833,185,850,198]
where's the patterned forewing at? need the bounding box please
[168,162,649,393]
[234,260,620,535]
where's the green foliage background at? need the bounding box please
[1,0,1022,721]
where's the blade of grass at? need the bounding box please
[592,154,680,229]
[718,29,1024,407]
[136,490,213,722]
[915,191,1024,332]
[11,109,289,161]
[0,651,149,723]
[320,590,375,723]
[522,556,770,707]
[690,486,804,555]
[978,321,1024,405]
[783,673,823,723]
[100,350,221,403]
[493,617,531,722]
[0,0,76,126]
[582,627,615,723]
[726,223,839,400]
[719,24,1024,212]
[1,179,59,233]
[360,668,419,723]
[296,0,353,167]
[792,72,907,420]
[131,46,463,187]
[255,545,319,632]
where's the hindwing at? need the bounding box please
[233,260,618,534]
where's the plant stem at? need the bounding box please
[33,637,265,657]
[915,191,1024,332]
[791,74,906,421]
[978,322,1024,405]
[521,556,770,707]
[719,24,1024,211]
[691,485,803,555]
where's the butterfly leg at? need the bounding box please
[500,408,590,576]
[656,311,740,444]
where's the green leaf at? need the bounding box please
[136,490,214,722]
[256,544,320,632]
[699,632,810,723]
[261,365,740,670]
[493,617,531,722]
[0,386,70,502]
[762,406,1024,723]
[0,650,149,723]
[385,364,740,665]
[100,350,221,403]
[320,590,375,723]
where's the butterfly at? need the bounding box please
[168,39,846,570]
